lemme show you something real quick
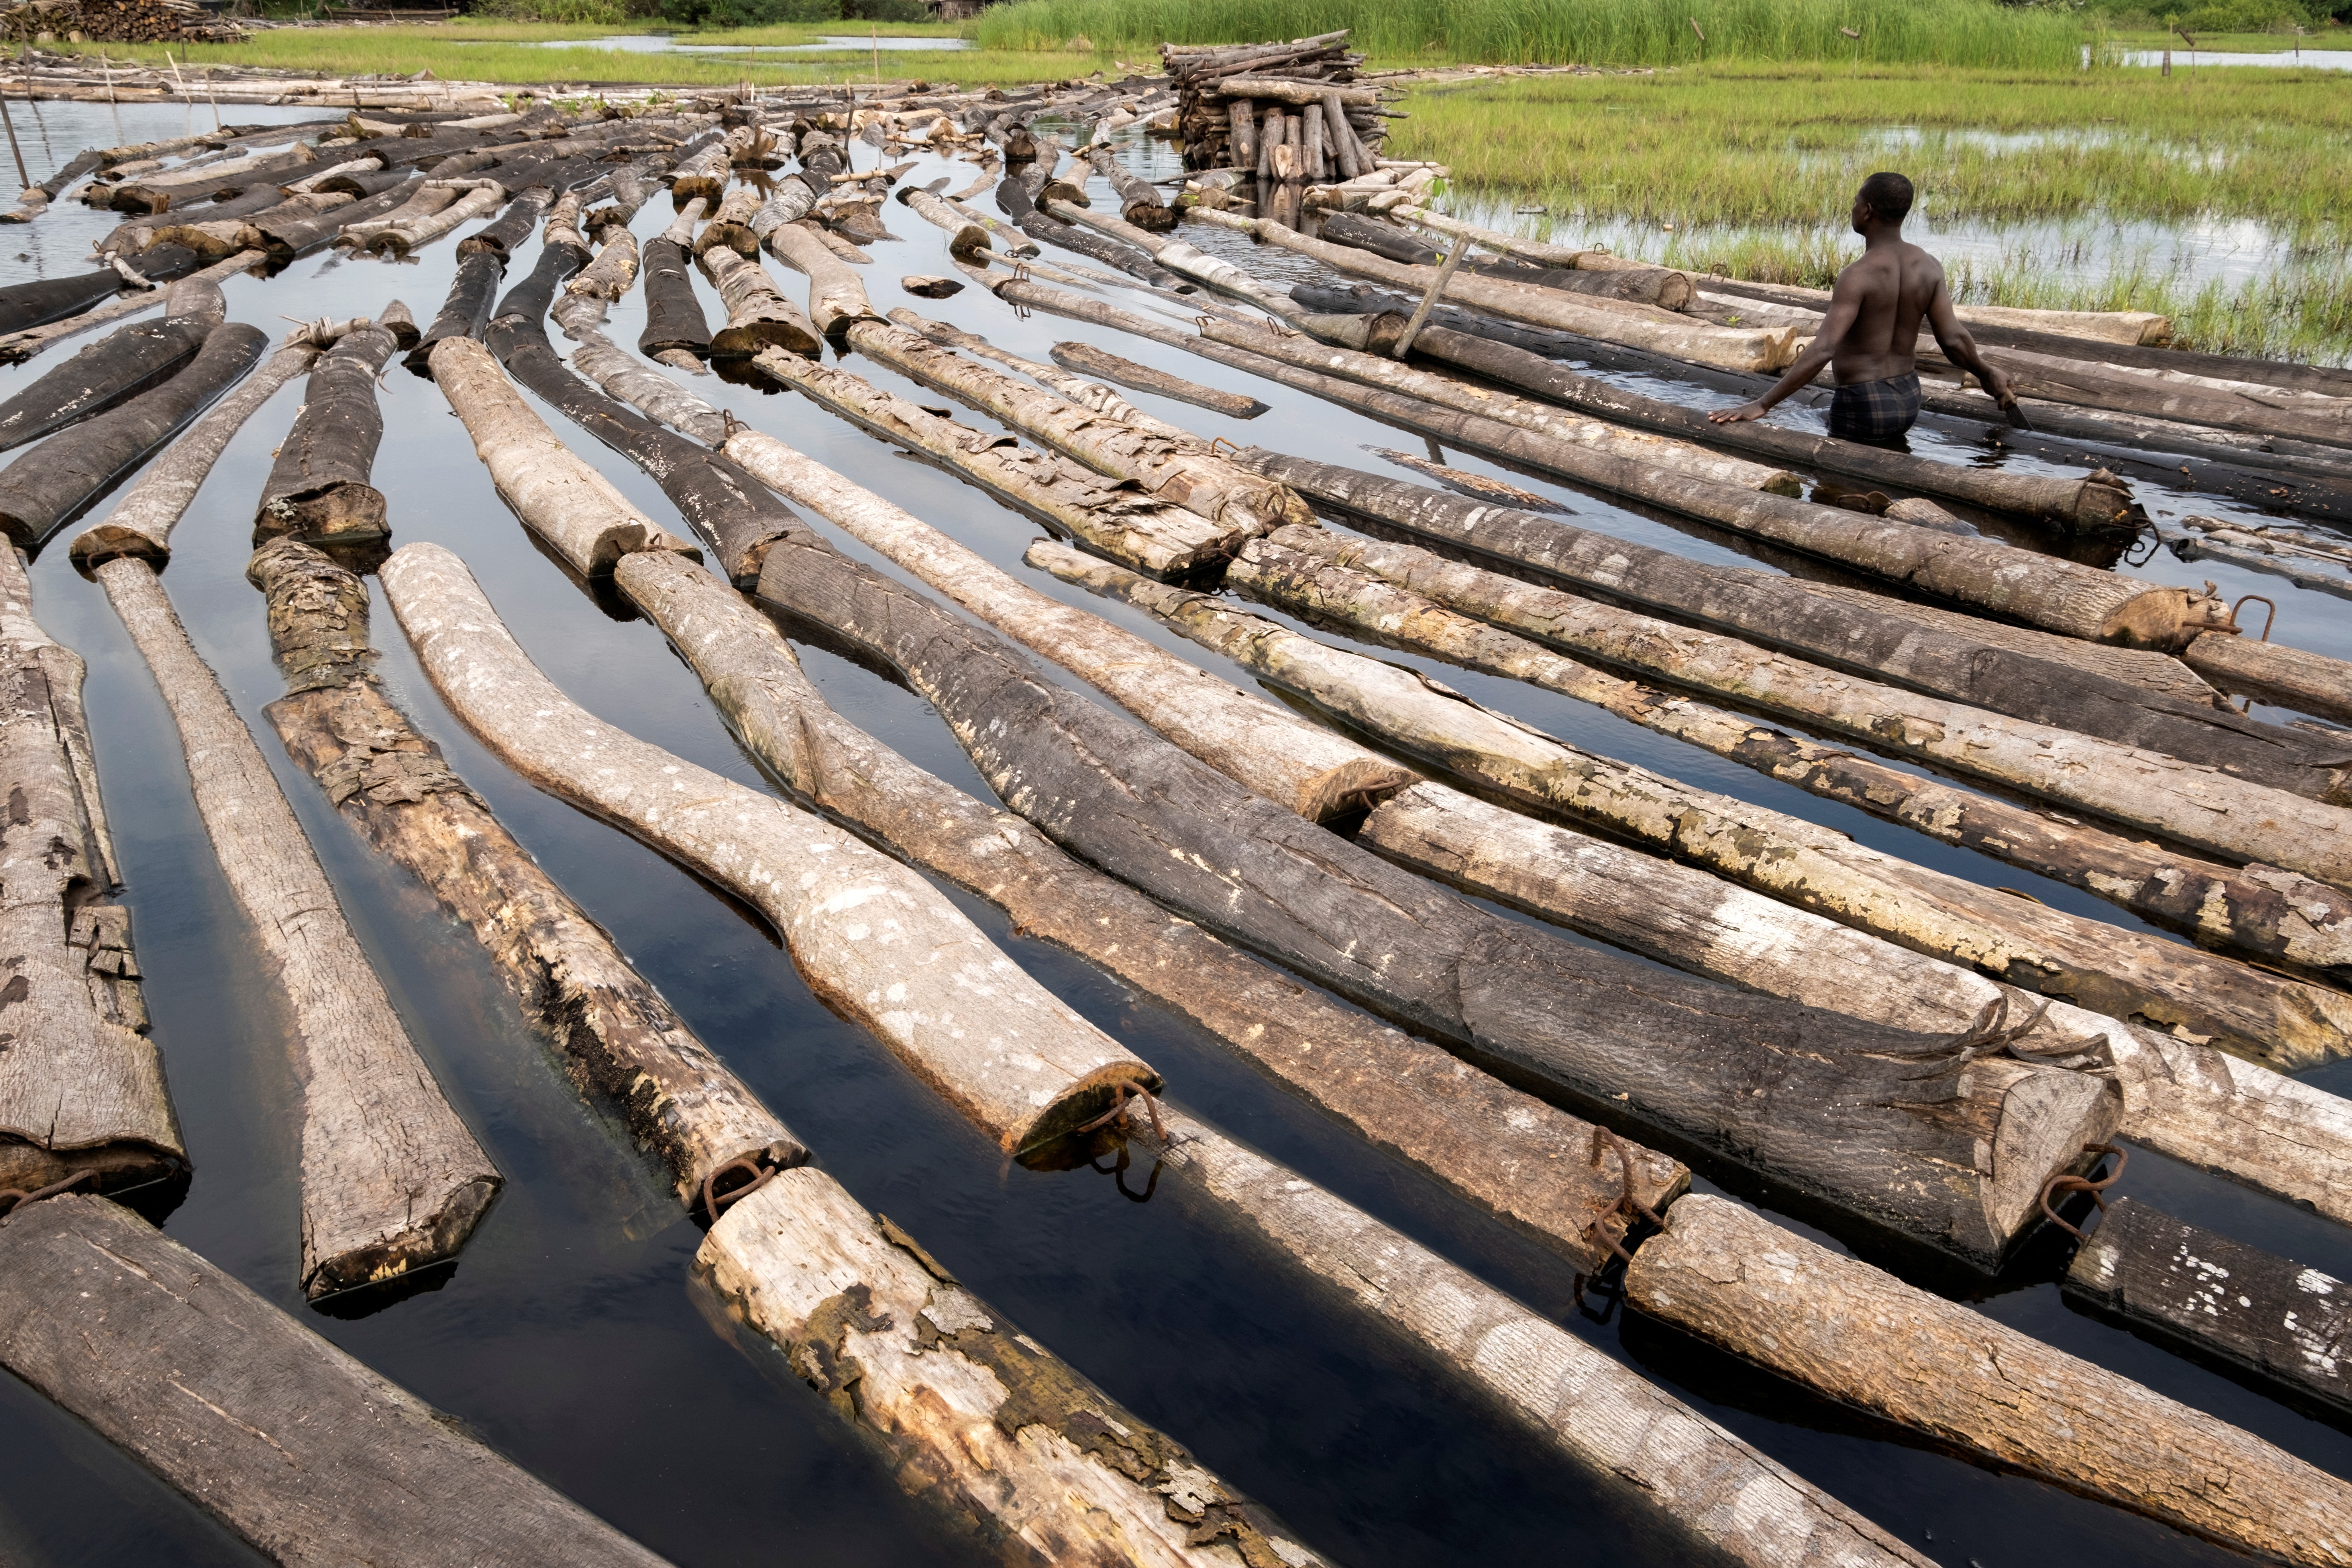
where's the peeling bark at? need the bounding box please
[0,316,208,454]
[697,245,819,359]
[253,320,399,546]
[1048,340,1268,417]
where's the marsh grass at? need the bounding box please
[978,0,2089,70]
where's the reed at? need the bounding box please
[978,0,2089,70]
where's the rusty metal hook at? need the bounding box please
[701,1155,777,1223]
[2233,593,2277,642]
[2038,1142,2128,1240]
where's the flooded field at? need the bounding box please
[3,99,2350,1568]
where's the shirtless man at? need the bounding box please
[1709,172,2017,444]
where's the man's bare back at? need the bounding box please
[1710,172,2016,445]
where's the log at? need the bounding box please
[378,543,1154,1157]
[253,319,400,545]
[0,258,153,336]
[2066,1197,2352,1417]
[427,337,695,579]
[93,550,497,1298]
[1044,197,1306,321]
[894,184,989,260]
[1000,181,1193,295]
[1204,316,1805,493]
[887,310,1200,444]
[0,1195,670,1567]
[613,540,1671,1264]
[1227,98,1256,171]
[1231,526,2352,1065]
[1192,209,1799,373]
[1048,340,1268,417]
[748,347,1251,579]
[0,320,264,545]
[696,245,819,361]
[248,179,420,259]
[1082,143,1175,232]
[1318,212,1691,308]
[2186,631,2352,730]
[1243,453,2343,799]
[404,247,506,377]
[1626,1193,2352,1567]
[0,312,207,457]
[691,182,761,255]
[1213,77,1385,106]
[1321,91,1363,180]
[1384,318,2140,533]
[565,227,638,302]
[0,544,181,1197]
[760,219,876,338]
[637,235,712,361]
[363,179,503,259]
[457,182,548,260]
[248,538,803,1209]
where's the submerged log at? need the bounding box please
[1626,1194,2352,1567]
[253,319,401,545]
[2066,1196,2352,1417]
[1319,210,1692,309]
[93,549,497,1298]
[379,543,1154,1157]
[0,315,208,454]
[0,546,181,1198]
[0,320,266,546]
[249,538,802,1210]
[0,1195,670,1568]
[1048,339,1268,417]
[697,245,819,360]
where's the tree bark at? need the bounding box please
[566,226,638,301]
[1045,197,1307,320]
[0,316,208,453]
[1000,181,1193,294]
[1082,143,1176,231]
[94,554,498,1299]
[0,321,266,546]
[1049,340,1268,417]
[897,185,991,259]
[0,250,265,369]
[888,309,1203,444]
[377,543,1154,1158]
[2066,1196,2352,1417]
[2185,631,2352,729]
[253,321,399,546]
[0,1195,671,1568]
[248,537,803,1211]
[360,181,505,258]
[1219,527,2352,1067]
[1626,1193,2352,1568]
[696,245,819,360]
[761,219,877,338]
[1245,452,2341,791]
[637,235,713,360]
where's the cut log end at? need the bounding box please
[304,1173,500,1301]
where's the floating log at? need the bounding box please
[889,310,1200,444]
[696,245,819,360]
[0,313,206,455]
[1080,142,1175,231]
[760,218,877,338]
[894,183,990,260]
[428,337,695,578]
[691,183,761,255]
[361,179,505,259]
[1319,210,1692,309]
[999,179,1194,294]
[1044,196,1306,320]
[0,253,178,337]
[637,237,713,365]
[0,318,264,545]
[0,546,181,1198]
[750,347,1247,578]
[1242,453,2341,799]
[91,541,497,1297]
[1227,526,2352,1068]
[248,538,802,1209]
[253,317,400,545]
[1626,1193,2352,1567]
[379,543,1153,1157]
[567,227,638,303]
[1048,339,1268,417]
[1366,317,2139,533]
[2185,631,2352,730]
[405,247,507,377]
[0,1195,670,1567]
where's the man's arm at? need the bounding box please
[1923,276,2016,408]
[1707,279,1863,425]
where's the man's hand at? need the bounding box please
[1982,362,2019,408]
[1710,400,1770,425]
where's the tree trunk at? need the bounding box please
[1045,197,1306,320]
[1316,213,1691,308]
[361,181,504,258]
[1222,527,2352,1068]
[1626,1193,2352,1568]
[696,245,819,360]
[0,546,182,1198]
[760,219,876,338]
[94,554,498,1299]
[248,537,803,1211]
[0,322,265,546]
[0,250,264,370]
[253,321,399,546]
[2066,1196,2352,1416]
[1227,98,1256,170]
[896,185,991,259]
[637,235,713,361]
[1049,340,1268,417]
[1083,143,1176,231]
[1398,320,2139,533]
[692,183,762,255]
[888,310,1202,444]
[0,316,208,453]
[0,1195,670,1568]
[1000,181,1194,294]
[377,543,1154,1158]
[1245,452,2340,793]
[566,227,638,301]
[2185,631,2352,728]
[1978,342,2352,449]
[404,249,507,376]
[426,336,697,578]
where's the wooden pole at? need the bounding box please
[0,82,27,192]
[1390,233,1468,360]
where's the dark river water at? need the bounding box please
[3,100,2350,1568]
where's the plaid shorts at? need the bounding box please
[1828,373,1923,443]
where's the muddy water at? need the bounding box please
[3,104,2351,1568]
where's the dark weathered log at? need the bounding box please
[249,179,420,258]
[636,235,713,361]
[0,1195,671,1567]
[2186,631,2352,730]
[1048,340,1268,417]
[457,182,548,259]
[0,261,149,336]
[1082,143,1175,231]
[254,320,400,545]
[999,179,1193,293]
[1243,452,2352,803]
[0,321,265,545]
[492,229,587,327]
[2066,1196,2352,1417]
[0,544,181,1198]
[1628,1193,2352,1568]
[1227,526,2352,1069]
[404,248,507,377]
[1319,210,1692,308]
[0,315,206,453]
[94,549,498,1299]
[106,143,315,212]
[249,538,803,1208]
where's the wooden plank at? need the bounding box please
[0,1195,670,1568]
[2066,1197,2352,1416]
[1627,1193,2352,1567]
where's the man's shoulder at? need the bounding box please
[1833,249,1900,293]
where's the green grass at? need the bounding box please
[977,0,2091,70]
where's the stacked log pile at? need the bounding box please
[3,0,243,43]
[1163,29,1391,177]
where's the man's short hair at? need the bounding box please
[1858,172,1914,224]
